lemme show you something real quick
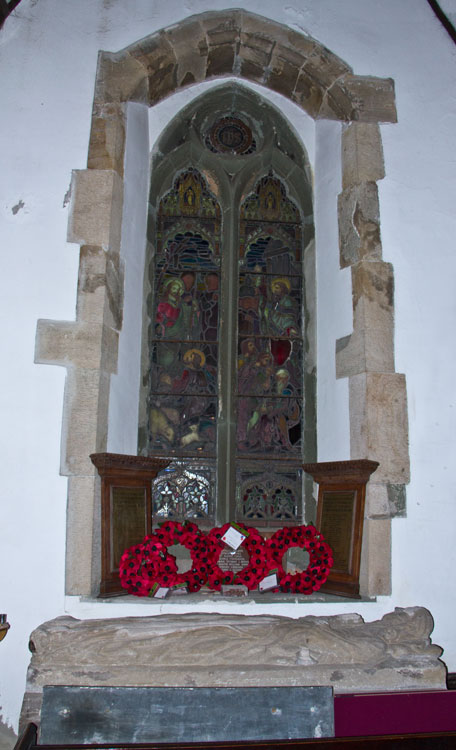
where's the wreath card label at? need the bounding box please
[258,569,278,592]
[151,582,169,598]
[221,523,249,550]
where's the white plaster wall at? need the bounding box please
[107,102,150,454]
[314,120,352,460]
[1,0,456,730]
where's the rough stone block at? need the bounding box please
[321,75,397,123]
[365,482,407,520]
[76,246,124,332]
[336,326,394,379]
[60,368,111,477]
[349,372,410,484]
[239,10,306,57]
[304,47,350,91]
[65,475,98,596]
[147,61,178,106]
[338,182,382,267]
[271,42,306,72]
[92,12,395,125]
[87,103,126,176]
[293,70,324,118]
[128,32,175,71]
[267,45,304,99]
[239,31,274,82]
[365,482,390,519]
[35,320,79,368]
[125,30,178,105]
[206,43,236,78]
[359,517,391,595]
[34,319,116,374]
[165,19,207,88]
[201,14,241,79]
[241,31,274,60]
[95,52,148,105]
[387,482,407,517]
[104,251,124,331]
[284,27,324,60]
[204,16,241,47]
[352,260,393,316]
[336,261,395,377]
[353,270,394,368]
[342,123,385,189]
[67,170,123,252]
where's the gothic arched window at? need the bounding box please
[140,84,316,530]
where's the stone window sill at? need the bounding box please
[74,591,376,606]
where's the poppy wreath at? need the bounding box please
[119,539,176,596]
[206,522,271,591]
[119,520,211,595]
[266,524,334,594]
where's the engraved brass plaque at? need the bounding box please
[111,486,147,570]
[319,490,355,574]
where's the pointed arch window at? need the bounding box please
[140,95,315,529]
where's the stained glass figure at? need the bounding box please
[237,174,304,522]
[147,170,221,497]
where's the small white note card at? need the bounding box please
[221,523,249,550]
[151,583,169,598]
[258,571,278,592]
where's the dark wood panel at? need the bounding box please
[90,453,170,596]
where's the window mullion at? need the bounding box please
[216,195,239,524]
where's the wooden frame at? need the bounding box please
[304,460,379,599]
[90,453,170,597]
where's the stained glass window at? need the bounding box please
[144,109,312,528]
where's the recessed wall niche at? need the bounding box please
[34,9,408,599]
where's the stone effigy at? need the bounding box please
[20,608,446,730]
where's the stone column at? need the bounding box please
[336,123,409,596]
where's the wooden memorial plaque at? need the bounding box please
[90,453,170,597]
[304,460,379,599]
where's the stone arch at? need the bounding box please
[89,8,396,178]
[35,10,407,598]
